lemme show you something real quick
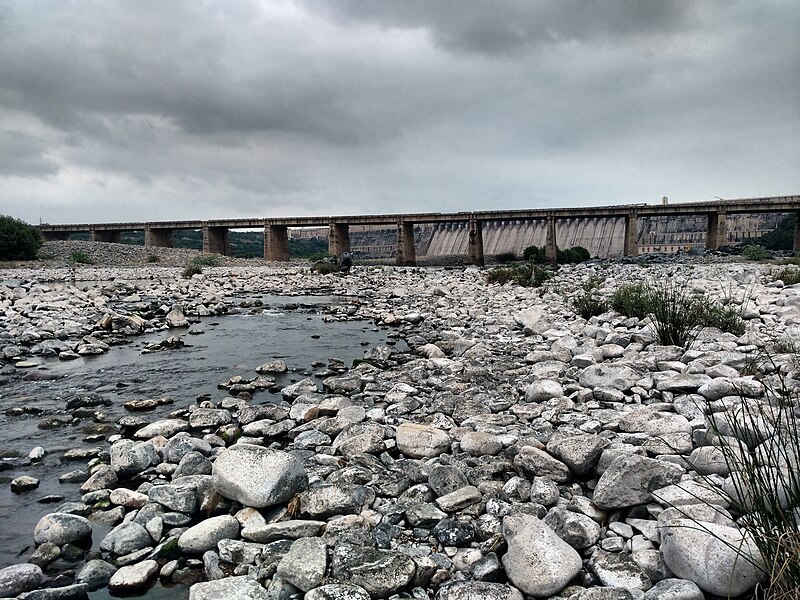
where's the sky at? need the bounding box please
[0,1,798,225]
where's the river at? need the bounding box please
[0,294,398,597]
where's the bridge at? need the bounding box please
[38,195,800,266]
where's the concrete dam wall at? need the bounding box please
[346,213,788,260]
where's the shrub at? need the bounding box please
[572,276,609,319]
[191,254,221,267]
[0,215,42,261]
[68,249,93,265]
[775,267,800,286]
[741,244,769,261]
[312,261,338,275]
[182,263,202,278]
[494,251,518,264]
[523,245,545,263]
[486,262,552,288]
[146,254,160,263]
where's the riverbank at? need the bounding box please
[0,257,798,599]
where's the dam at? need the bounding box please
[38,195,800,265]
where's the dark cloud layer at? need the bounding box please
[0,1,797,224]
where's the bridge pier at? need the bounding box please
[328,223,350,256]
[41,231,71,241]
[468,218,484,266]
[396,220,416,266]
[203,226,229,255]
[91,230,121,243]
[623,214,639,256]
[145,227,173,248]
[545,216,557,264]
[706,211,727,250]
[264,225,289,261]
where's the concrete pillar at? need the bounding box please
[264,224,289,261]
[328,222,351,256]
[623,213,639,256]
[203,226,229,255]
[396,220,416,266]
[545,216,557,264]
[90,230,121,243]
[793,213,800,253]
[468,218,484,266]
[706,211,727,250]
[40,230,71,241]
[145,227,173,248]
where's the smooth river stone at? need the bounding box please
[211,443,309,508]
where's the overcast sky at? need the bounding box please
[1,1,798,225]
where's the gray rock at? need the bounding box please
[501,513,581,597]
[306,583,372,600]
[33,513,92,546]
[174,451,213,477]
[513,307,550,335]
[110,439,158,477]
[396,423,451,459]
[435,486,482,512]
[332,422,387,457]
[165,304,189,327]
[133,418,189,439]
[593,454,684,509]
[331,544,416,598]
[428,465,469,497]
[525,380,564,402]
[461,431,503,456]
[660,518,765,597]
[178,515,240,554]
[10,475,39,493]
[579,364,640,391]
[513,445,570,483]
[189,575,269,600]
[79,465,118,493]
[76,559,116,591]
[656,374,711,392]
[100,521,152,555]
[542,507,601,549]
[148,483,198,513]
[18,582,90,599]
[242,520,326,543]
[299,485,376,518]
[256,360,288,374]
[589,549,652,591]
[107,560,159,593]
[189,408,232,428]
[281,377,318,399]
[547,434,607,475]
[0,564,44,597]
[212,443,309,508]
[435,580,524,600]
[217,539,265,564]
[276,537,327,592]
[643,578,704,600]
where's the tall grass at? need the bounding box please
[611,279,746,346]
[701,374,800,598]
[572,276,608,319]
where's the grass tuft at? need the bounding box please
[485,262,552,287]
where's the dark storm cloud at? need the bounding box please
[311,0,698,54]
[0,1,797,223]
[0,130,60,177]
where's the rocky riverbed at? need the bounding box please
[0,255,798,599]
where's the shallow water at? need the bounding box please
[0,294,397,596]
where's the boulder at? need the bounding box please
[276,537,328,592]
[212,443,309,508]
[33,513,92,546]
[593,454,684,509]
[0,564,44,597]
[396,424,451,459]
[501,513,581,597]
[178,515,240,554]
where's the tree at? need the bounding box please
[0,215,42,261]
